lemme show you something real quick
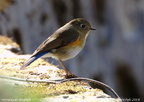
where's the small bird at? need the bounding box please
[21,18,95,78]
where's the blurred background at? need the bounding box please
[0,0,144,101]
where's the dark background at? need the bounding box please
[0,0,144,101]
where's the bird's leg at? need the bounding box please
[58,59,70,75]
[58,59,77,78]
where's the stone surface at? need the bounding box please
[0,36,121,102]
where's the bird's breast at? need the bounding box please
[52,38,85,61]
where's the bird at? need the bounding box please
[21,18,96,78]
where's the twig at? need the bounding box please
[0,75,58,83]
[0,75,121,100]
[60,78,121,99]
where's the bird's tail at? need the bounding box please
[21,56,38,69]
[21,52,47,69]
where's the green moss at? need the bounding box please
[0,56,94,101]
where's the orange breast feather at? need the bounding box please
[66,38,81,47]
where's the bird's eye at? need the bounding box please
[80,24,86,29]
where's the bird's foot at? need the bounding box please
[65,73,77,79]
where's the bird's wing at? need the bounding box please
[31,29,79,57]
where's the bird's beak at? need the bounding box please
[89,27,96,30]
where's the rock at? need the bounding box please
[0,35,121,102]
